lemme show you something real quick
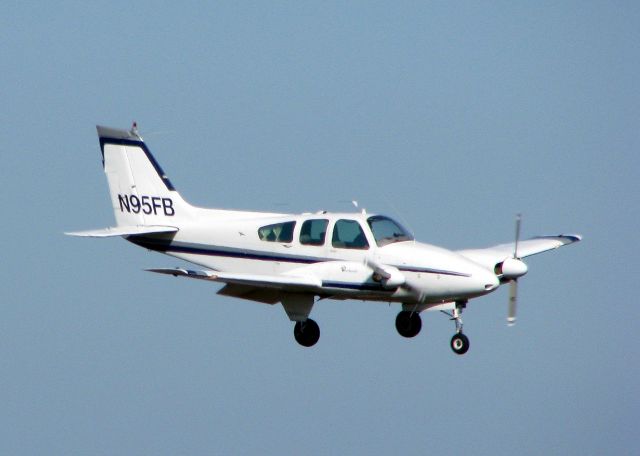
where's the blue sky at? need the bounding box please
[1,2,638,455]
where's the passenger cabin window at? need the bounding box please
[332,219,369,249]
[300,219,328,246]
[258,221,295,243]
[367,215,414,247]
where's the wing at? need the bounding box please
[147,267,321,319]
[146,267,321,300]
[457,234,582,269]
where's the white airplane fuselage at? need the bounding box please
[126,207,500,306]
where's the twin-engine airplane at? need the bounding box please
[68,124,581,354]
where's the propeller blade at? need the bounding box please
[507,279,518,326]
[513,213,522,259]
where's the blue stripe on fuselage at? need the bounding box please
[128,236,319,264]
[127,235,470,277]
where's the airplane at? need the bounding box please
[68,123,582,354]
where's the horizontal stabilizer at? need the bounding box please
[146,267,216,280]
[65,225,178,238]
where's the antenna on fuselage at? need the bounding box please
[352,200,366,214]
[338,199,366,214]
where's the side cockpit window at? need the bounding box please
[258,221,295,243]
[300,219,328,246]
[332,219,369,249]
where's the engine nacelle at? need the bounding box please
[495,257,528,279]
[372,265,406,289]
[383,268,406,288]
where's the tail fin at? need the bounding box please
[97,125,194,227]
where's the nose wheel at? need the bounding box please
[450,333,469,355]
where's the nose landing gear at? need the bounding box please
[445,301,470,355]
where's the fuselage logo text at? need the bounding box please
[118,194,175,216]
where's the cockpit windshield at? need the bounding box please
[367,215,414,247]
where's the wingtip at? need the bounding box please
[535,234,583,244]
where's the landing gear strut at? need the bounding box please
[448,302,470,355]
[395,311,422,338]
[294,318,320,347]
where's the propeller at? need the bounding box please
[507,214,522,326]
[507,275,518,326]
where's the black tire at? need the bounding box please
[450,333,470,355]
[293,319,320,347]
[395,311,422,338]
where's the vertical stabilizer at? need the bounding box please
[97,125,193,227]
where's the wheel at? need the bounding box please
[395,311,422,338]
[450,333,470,355]
[293,319,320,347]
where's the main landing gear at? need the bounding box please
[293,318,320,347]
[395,311,422,338]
